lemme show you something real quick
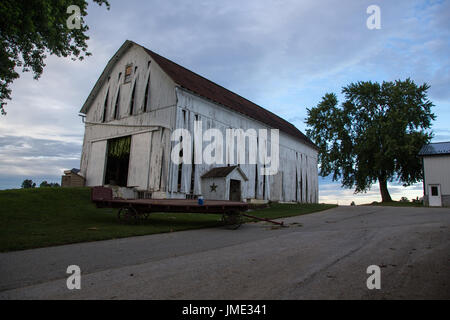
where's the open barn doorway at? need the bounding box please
[104,136,131,187]
[229,179,241,201]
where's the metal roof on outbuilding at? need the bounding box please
[202,166,248,180]
[418,141,450,156]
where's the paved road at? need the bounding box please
[1,205,449,299]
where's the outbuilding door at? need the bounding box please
[229,179,241,202]
[428,184,442,207]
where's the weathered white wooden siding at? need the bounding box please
[173,88,319,203]
[201,177,227,200]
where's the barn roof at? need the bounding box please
[202,166,248,180]
[80,40,317,149]
[142,45,317,149]
[418,142,450,156]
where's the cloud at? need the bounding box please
[433,128,450,142]
[0,135,81,188]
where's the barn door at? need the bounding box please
[128,132,151,189]
[86,140,107,186]
[229,179,241,202]
[104,136,131,187]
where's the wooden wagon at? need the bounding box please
[91,186,249,229]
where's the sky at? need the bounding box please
[0,0,449,204]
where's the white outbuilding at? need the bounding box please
[201,166,249,202]
[419,141,450,207]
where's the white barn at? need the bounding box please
[79,40,319,203]
[419,142,450,207]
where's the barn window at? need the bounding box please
[190,140,195,195]
[129,82,136,115]
[189,115,198,195]
[143,74,150,112]
[113,89,120,119]
[102,89,109,123]
[159,150,164,190]
[124,64,133,83]
[300,166,303,201]
[254,163,258,198]
[262,164,266,200]
[159,129,165,190]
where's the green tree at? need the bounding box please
[40,181,60,187]
[306,79,435,202]
[40,181,50,187]
[0,0,110,115]
[21,179,36,188]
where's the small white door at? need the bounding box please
[428,184,442,207]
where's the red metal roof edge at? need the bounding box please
[138,44,318,150]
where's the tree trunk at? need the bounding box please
[379,177,392,202]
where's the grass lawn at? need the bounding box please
[0,187,336,252]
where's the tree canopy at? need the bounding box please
[306,79,435,202]
[40,181,60,188]
[21,179,36,188]
[0,0,110,115]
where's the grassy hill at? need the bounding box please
[0,187,336,252]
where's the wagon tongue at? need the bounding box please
[242,213,285,226]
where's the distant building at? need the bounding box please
[418,142,450,207]
[78,40,319,202]
[61,168,85,188]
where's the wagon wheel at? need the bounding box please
[118,207,139,224]
[222,211,243,230]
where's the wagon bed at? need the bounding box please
[95,198,248,212]
[91,186,248,229]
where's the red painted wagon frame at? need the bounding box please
[91,186,248,229]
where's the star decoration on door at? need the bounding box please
[210,183,218,192]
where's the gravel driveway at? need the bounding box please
[1,205,449,299]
